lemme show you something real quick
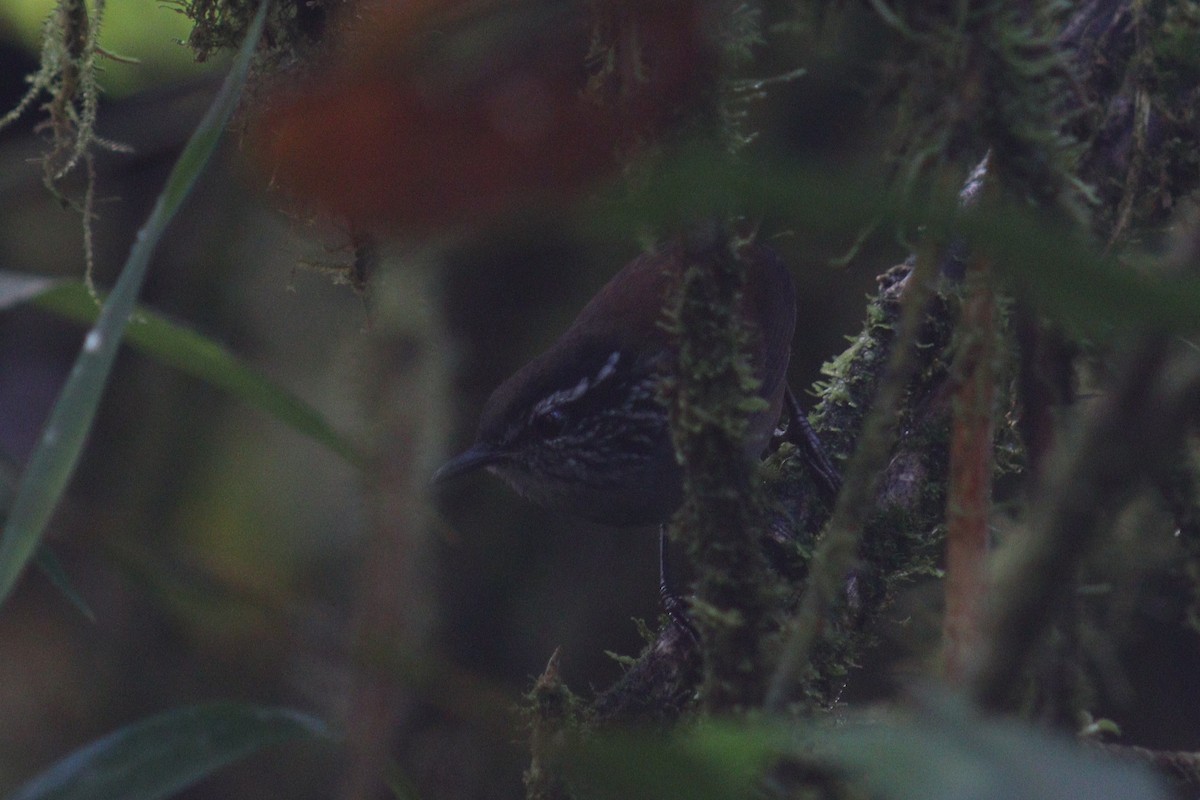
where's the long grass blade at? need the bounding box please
[0,0,272,606]
[8,703,329,800]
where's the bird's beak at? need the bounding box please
[432,443,501,485]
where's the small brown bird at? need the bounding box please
[435,238,841,637]
[433,239,800,525]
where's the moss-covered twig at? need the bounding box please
[764,240,941,711]
[589,251,961,723]
[524,649,579,800]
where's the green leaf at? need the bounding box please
[7,703,330,800]
[569,697,1169,800]
[960,207,1200,337]
[0,0,271,607]
[0,276,363,467]
[568,721,788,800]
[0,445,94,619]
[818,695,1170,800]
[32,544,95,621]
[0,447,16,513]
[592,146,1200,337]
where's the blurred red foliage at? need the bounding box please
[251,0,716,229]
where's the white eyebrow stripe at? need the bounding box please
[594,351,620,383]
[534,376,590,416]
[531,352,622,417]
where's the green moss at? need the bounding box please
[177,0,331,65]
[1153,2,1200,90]
[0,0,132,292]
[523,651,584,800]
[811,267,908,460]
[859,0,1089,218]
[770,262,982,708]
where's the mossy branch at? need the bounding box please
[765,239,941,711]
[664,225,778,711]
[589,250,963,723]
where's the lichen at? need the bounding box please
[0,0,132,296]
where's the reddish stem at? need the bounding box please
[943,257,997,682]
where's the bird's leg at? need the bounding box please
[785,387,843,507]
[659,524,700,644]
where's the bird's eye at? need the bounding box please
[532,407,569,439]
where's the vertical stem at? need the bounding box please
[340,251,448,800]
[942,256,997,682]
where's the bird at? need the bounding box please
[433,238,799,512]
[433,236,839,637]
